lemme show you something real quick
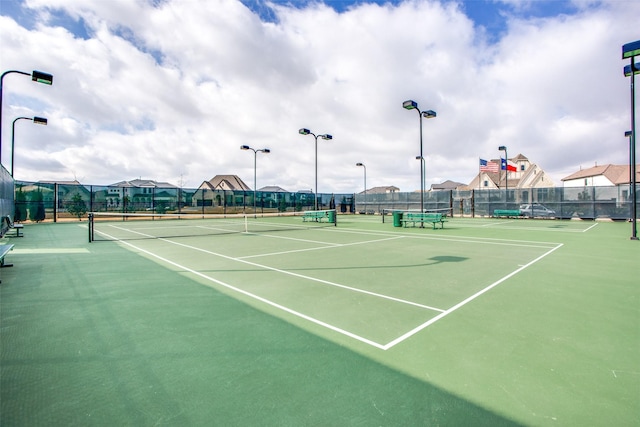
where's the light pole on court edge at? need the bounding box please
[356,162,366,214]
[623,39,639,240]
[299,128,332,211]
[11,116,47,177]
[240,145,270,214]
[1,69,53,165]
[403,100,436,218]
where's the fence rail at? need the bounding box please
[11,181,639,222]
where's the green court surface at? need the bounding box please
[1,216,638,426]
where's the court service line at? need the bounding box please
[381,243,564,350]
[96,230,389,350]
[582,223,599,232]
[239,235,404,259]
[100,225,444,313]
[165,238,445,312]
[327,227,563,247]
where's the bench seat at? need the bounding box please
[493,209,522,218]
[401,213,447,229]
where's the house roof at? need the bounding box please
[430,180,465,191]
[109,179,178,188]
[37,180,82,186]
[258,185,289,192]
[362,186,400,194]
[205,175,251,191]
[561,164,640,184]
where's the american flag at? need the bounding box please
[480,158,499,172]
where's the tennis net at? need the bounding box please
[88,210,337,242]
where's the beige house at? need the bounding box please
[561,164,640,187]
[191,175,251,207]
[467,154,555,190]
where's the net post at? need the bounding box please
[88,213,94,243]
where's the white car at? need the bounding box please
[519,204,556,217]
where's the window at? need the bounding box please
[520,164,525,171]
[483,180,488,187]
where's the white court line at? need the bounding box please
[332,227,560,249]
[582,223,599,232]
[96,224,562,351]
[381,243,564,350]
[239,235,404,259]
[101,225,444,312]
[96,228,388,349]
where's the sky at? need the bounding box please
[0,0,638,192]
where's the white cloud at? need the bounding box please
[1,0,638,191]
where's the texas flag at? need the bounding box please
[501,158,517,172]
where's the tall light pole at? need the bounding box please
[240,145,270,214]
[403,100,436,215]
[623,40,639,240]
[416,156,426,195]
[356,162,366,214]
[299,128,332,211]
[499,145,508,195]
[1,70,53,165]
[11,116,47,177]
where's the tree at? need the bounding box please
[29,190,46,222]
[14,188,27,222]
[278,194,287,212]
[67,193,87,220]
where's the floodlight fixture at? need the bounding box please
[403,100,418,110]
[422,110,437,119]
[622,40,640,59]
[31,70,53,85]
[33,116,48,125]
[624,64,640,77]
[299,128,311,135]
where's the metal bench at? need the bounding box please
[2,215,23,237]
[493,209,522,218]
[401,212,448,229]
[0,244,15,282]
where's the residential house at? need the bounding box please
[561,163,640,204]
[430,180,466,191]
[359,186,400,195]
[192,175,251,208]
[106,179,179,211]
[561,164,639,187]
[467,154,555,190]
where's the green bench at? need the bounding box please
[401,212,448,229]
[493,209,522,218]
[3,215,23,237]
[0,244,15,283]
[302,211,330,222]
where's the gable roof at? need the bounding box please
[561,164,640,184]
[204,175,251,191]
[258,185,289,192]
[430,180,465,191]
[109,179,178,188]
[363,186,400,194]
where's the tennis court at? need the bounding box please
[1,214,638,426]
